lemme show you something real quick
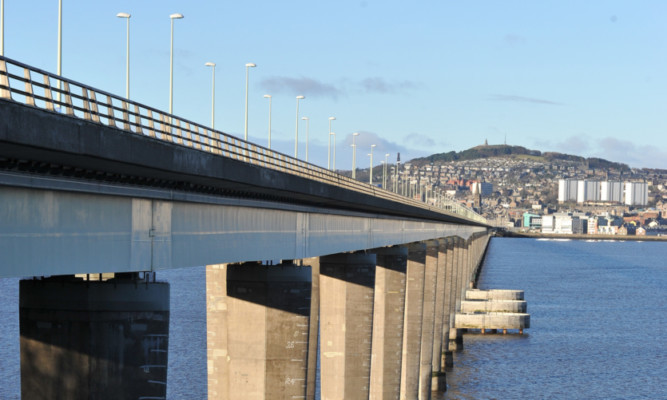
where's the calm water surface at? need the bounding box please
[1,238,665,399]
[442,238,666,399]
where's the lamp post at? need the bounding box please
[327,116,335,169]
[295,95,305,158]
[381,161,386,188]
[302,116,310,162]
[263,95,272,148]
[384,153,390,189]
[351,132,359,179]
[169,13,184,114]
[205,62,216,129]
[56,0,62,103]
[369,144,376,185]
[116,13,131,99]
[244,62,256,141]
[331,132,337,170]
[0,0,4,56]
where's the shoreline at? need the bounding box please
[496,231,667,242]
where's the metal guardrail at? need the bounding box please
[0,55,487,225]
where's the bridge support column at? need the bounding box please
[418,240,439,399]
[449,238,466,352]
[19,274,169,400]
[301,257,321,400]
[430,238,450,392]
[442,239,456,369]
[368,246,408,400]
[319,252,376,400]
[206,262,312,400]
[400,242,427,400]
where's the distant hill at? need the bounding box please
[411,145,631,172]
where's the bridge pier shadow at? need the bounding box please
[206,262,312,400]
[19,274,170,400]
[203,232,492,400]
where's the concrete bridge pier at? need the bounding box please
[399,242,427,400]
[430,238,451,392]
[368,246,408,400]
[441,239,456,369]
[19,273,170,400]
[417,240,440,399]
[300,257,321,400]
[448,237,468,352]
[205,262,312,400]
[319,252,377,400]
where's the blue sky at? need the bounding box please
[2,1,666,169]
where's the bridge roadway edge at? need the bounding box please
[0,100,488,278]
[0,99,482,226]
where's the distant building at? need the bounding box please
[572,217,588,234]
[541,215,554,233]
[600,181,623,202]
[588,217,598,234]
[558,179,578,203]
[523,212,542,229]
[558,179,648,205]
[471,181,493,196]
[624,182,648,206]
[554,213,573,234]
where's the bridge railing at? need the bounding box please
[0,56,486,225]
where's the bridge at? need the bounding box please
[1,55,492,399]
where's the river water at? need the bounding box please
[1,238,665,399]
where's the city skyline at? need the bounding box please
[1,0,665,169]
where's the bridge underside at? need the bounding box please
[0,183,481,278]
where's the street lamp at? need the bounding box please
[0,0,4,56]
[205,62,216,129]
[295,95,305,158]
[302,116,310,162]
[244,62,256,141]
[327,116,335,169]
[384,153,390,189]
[56,0,63,103]
[263,94,272,148]
[331,131,337,170]
[116,13,131,99]
[369,144,376,185]
[169,13,184,114]
[351,132,359,179]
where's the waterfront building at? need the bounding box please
[553,213,573,234]
[572,217,588,234]
[541,215,554,233]
[588,217,598,234]
[523,213,542,229]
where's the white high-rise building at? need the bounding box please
[600,181,623,202]
[624,182,648,206]
[575,180,600,203]
[558,179,578,203]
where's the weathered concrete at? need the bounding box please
[20,275,169,400]
[418,240,439,399]
[400,242,426,400]
[301,257,321,400]
[320,252,376,400]
[454,312,530,331]
[442,239,456,368]
[369,246,408,400]
[430,239,449,392]
[461,299,527,313]
[206,262,312,400]
[466,289,525,301]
